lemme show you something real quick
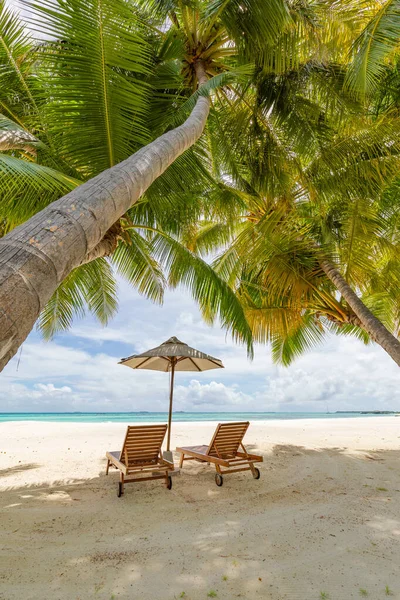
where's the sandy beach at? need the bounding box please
[1,417,400,600]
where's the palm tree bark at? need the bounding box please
[0,128,37,153]
[78,222,123,266]
[0,61,209,371]
[320,260,400,367]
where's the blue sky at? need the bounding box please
[1,278,399,413]
[2,0,399,413]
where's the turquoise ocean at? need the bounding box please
[0,412,396,423]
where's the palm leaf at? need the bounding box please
[25,0,152,176]
[150,230,254,354]
[38,258,117,339]
[159,65,255,131]
[82,258,118,324]
[271,313,326,366]
[0,1,39,130]
[112,230,165,303]
[0,154,81,226]
[345,0,400,96]
[205,0,292,61]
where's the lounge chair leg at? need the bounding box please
[118,473,124,497]
[106,459,110,475]
[165,471,172,490]
[249,462,260,479]
[215,464,223,486]
[179,453,185,468]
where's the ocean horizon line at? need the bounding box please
[0,409,399,414]
[1,410,398,423]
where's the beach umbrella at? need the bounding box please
[119,336,224,454]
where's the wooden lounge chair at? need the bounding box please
[106,424,174,497]
[176,421,262,486]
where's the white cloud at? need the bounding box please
[35,383,72,394]
[175,380,251,409]
[0,283,399,413]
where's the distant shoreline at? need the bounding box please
[336,410,399,414]
[0,411,398,423]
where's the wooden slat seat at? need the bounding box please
[106,424,174,497]
[176,422,263,486]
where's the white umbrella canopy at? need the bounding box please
[119,337,224,453]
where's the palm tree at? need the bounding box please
[0,0,297,369]
[213,188,400,365]
[187,56,400,365]
[2,0,400,370]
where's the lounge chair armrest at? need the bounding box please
[236,451,263,462]
[106,451,127,474]
[175,446,230,467]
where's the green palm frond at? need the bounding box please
[150,230,254,354]
[271,313,326,366]
[338,197,389,285]
[213,243,243,289]
[345,0,400,96]
[182,220,236,256]
[112,229,165,303]
[135,142,214,236]
[82,258,118,324]
[327,320,371,344]
[205,0,292,61]
[0,1,39,129]
[237,274,327,366]
[155,26,186,63]
[26,0,152,176]
[38,258,117,339]
[160,65,255,130]
[238,280,305,341]
[255,0,331,75]
[298,122,400,245]
[145,27,186,132]
[38,274,86,341]
[0,154,81,226]
[137,0,180,20]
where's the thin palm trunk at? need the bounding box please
[0,62,209,371]
[320,260,400,367]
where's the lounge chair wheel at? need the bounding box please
[166,476,172,490]
[253,467,260,480]
[117,482,123,497]
[215,473,223,487]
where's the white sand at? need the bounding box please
[1,417,400,599]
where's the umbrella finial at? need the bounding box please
[163,336,186,346]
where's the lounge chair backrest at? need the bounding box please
[121,424,168,466]
[207,422,250,459]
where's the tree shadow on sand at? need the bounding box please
[0,462,40,478]
[0,445,399,599]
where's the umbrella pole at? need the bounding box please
[166,359,175,452]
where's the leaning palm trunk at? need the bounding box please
[0,62,209,371]
[320,260,400,367]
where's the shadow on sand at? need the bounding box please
[0,462,41,478]
[1,445,399,599]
